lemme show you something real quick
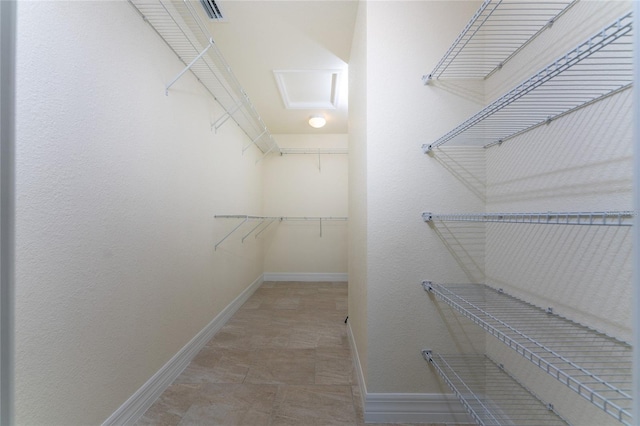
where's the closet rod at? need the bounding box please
[279,148,349,155]
[278,148,348,171]
[215,215,348,221]
[423,12,633,152]
[423,211,635,226]
[214,215,348,250]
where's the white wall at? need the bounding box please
[347,0,369,382]
[484,0,634,343]
[352,4,633,425]
[483,2,633,424]
[262,134,348,275]
[360,0,485,394]
[16,2,264,424]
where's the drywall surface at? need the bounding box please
[484,1,634,344]
[262,134,348,274]
[483,2,633,424]
[15,2,264,424]
[484,0,633,103]
[364,1,485,393]
[348,0,369,381]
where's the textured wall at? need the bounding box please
[262,134,348,274]
[363,0,485,393]
[15,2,264,424]
[485,0,633,347]
[347,0,369,381]
[483,2,633,424]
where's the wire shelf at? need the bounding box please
[425,352,569,426]
[424,0,577,82]
[423,12,633,152]
[129,0,279,155]
[214,215,348,250]
[422,211,635,226]
[278,148,348,171]
[279,148,349,155]
[423,282,633,425]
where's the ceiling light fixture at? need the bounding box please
[308,115,326,128]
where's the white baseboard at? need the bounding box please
[263,272,347,282]
[347,323,470,424]
[347,322,367,411]
[102,274,264,426]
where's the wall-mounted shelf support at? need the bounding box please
[214,215,348,249]
[422,211,635,226]
[426,352,570,426]
[212,102,242,132]
[165,38,213,95]
[242,130,267,154]
[423,281,633,424]
[129,0,280,156]
[422,12,633,152]
[214,216,248,250]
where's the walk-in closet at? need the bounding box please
[4,0,637,425]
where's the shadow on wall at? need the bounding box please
[485,223,633,343]
[426,78,485,106]
[427,221,485,284]
[428,147,486,203]
[486,88,633,206]
[425,289,486,355]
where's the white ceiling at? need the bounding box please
[206,0,359,135]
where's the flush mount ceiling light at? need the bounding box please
[308,115,326,128]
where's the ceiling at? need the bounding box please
[205,0,359,135]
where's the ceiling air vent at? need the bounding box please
[200,0,225,21]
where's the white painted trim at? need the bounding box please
[102,274,264,426]
[347,324,470,424]
[263,272,347,282]
[347,322,367,410]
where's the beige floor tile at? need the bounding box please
[178,384,277,426]
[315,357,354,385]
[245,349,316,385]
[272,385,357,426]
[137,282,441,425]
[174,348,255,384]
[135,383,202,426]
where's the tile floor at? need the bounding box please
[136,281,433,426]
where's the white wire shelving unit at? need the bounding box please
[422,12,633,152]
[214,215,348,250]
[278,148,349,172]
[279,148,349,155]
[423,0,577,83]
[422,281,633,425]
[129,0,279,159]
[423,352,570,426]
[422,211,635,226]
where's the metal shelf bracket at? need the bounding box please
[165,38,214,96]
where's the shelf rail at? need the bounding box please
[423,282,633,425]
[279,148,349,172]
[129,0,279,156]
[214,215,348,250]
[422,211,635,226]
[424,352,569,426]
[423,12,633,152]
[424,0,577,82]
